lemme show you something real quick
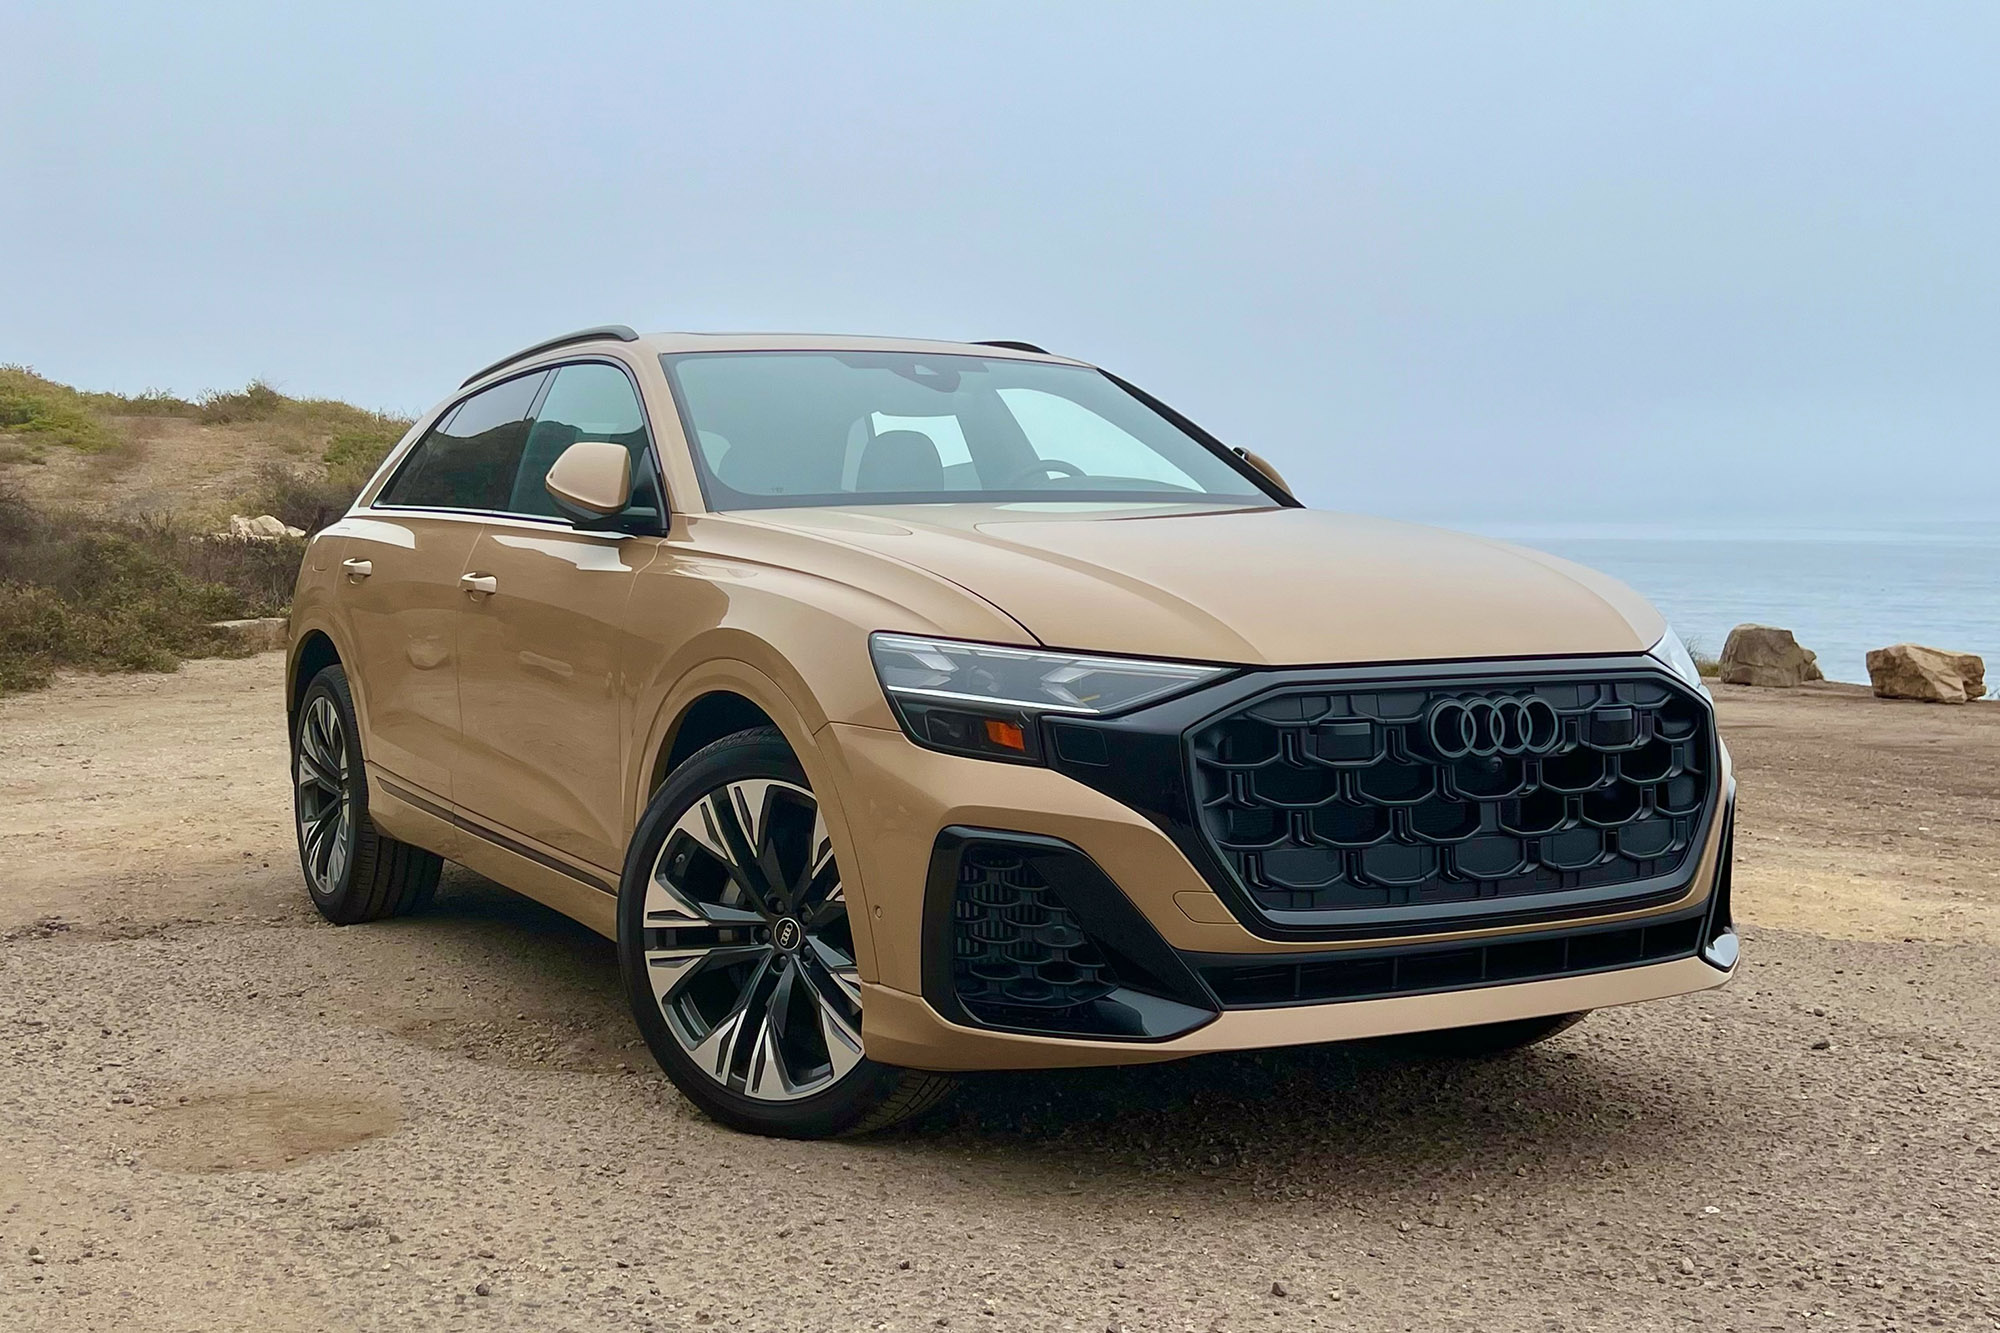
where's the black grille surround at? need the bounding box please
[1043,655,1722,942]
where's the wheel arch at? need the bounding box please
[288,628,343,733]
[632,654,881,982]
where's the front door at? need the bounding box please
[452,360,666,872]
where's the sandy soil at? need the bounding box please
[2,659,1996,1331]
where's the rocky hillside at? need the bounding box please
[0,366,409,692]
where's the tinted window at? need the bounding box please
[378,372,547,511]
[509,363,656,518]
[661,352,1267,509]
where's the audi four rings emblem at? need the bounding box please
[1426,695,1563,758]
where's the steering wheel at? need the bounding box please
[1001,459,1086,487]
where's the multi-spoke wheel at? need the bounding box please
[619,727,955,1137]
[291,664,441,924]
[296,693,354,895]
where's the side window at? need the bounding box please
[378,372,547,510]
[509,363,657,518]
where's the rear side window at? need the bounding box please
[508,363,657,518]
[377,371,548,511]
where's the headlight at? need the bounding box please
[1651,625,1710,696]
[869,633,1226,762]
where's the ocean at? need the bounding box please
[1453,519,2000,688]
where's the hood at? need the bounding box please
[732,503,1666,667]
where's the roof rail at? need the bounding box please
[460,325,641,387]
[973,339,1050,355]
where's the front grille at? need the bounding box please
[1189,670,1715,926]
[1200,909,1707,1007]
[951,843,1118,1021]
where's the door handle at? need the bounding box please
[341,558,372,578]
[460,573,498,596]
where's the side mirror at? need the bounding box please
[545,441,633,523]
[1234,446,1293,498]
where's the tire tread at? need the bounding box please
[297,665,443,926]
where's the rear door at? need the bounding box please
[453,360,665,871]
[339,370,548,800]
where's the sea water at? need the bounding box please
[1451,519,2000,688]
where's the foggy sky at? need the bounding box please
[7,2,1997,522]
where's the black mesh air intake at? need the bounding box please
[951,844,1117,1016]
[1189,672,1716,928]
[922,830,1218,1041]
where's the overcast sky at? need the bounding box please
[7,2,1996,523]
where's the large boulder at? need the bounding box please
[1866,644,1988,704]
[1719,624,1823,688]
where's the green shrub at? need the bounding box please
[0,484,297,694]
[197,379,286,424]
[0,365,126,455]
[78,386,199,417]
[322,426,401,482]
[247,461,364,536]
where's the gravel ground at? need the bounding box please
[2,657,1996,1331]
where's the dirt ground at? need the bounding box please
[2,658,1996,1331]
[5,414,318,523]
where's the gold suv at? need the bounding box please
[288,327,1738,1137]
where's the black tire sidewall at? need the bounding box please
[294,665,369,913]
[617,727,907,1138]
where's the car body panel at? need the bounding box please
[455,519,659,871]
[312,512,483,799]
[288,328,1732,1076]
[718,503,1666,666]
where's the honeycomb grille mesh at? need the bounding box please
[952,844,1117,1015]
[1189,674,1714,919]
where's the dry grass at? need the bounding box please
[0,484,303,693]
[0,368,412,693]
[1682,635,1723,679]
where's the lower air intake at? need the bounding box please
[951,844,1118,1021]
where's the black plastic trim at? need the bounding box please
[972,339,1050,354]
[1098,369,1303,508]
[461,325,640,387]
[378,778,616,893]
[921,828,1217,1042]
[1044,654,1723,943]
[1190,905,1710,1008]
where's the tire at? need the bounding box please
[1380,1011,1590,1060]
[292,664,441,925]
[618,726,954,1138]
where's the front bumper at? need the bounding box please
[816,716,1737,1071]
[861,952,1732,1072]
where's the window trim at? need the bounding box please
[369,356,671,531]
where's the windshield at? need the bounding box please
[659,351,1275,510]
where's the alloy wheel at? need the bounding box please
[641,780,865,1102]
[295,694,354,895]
